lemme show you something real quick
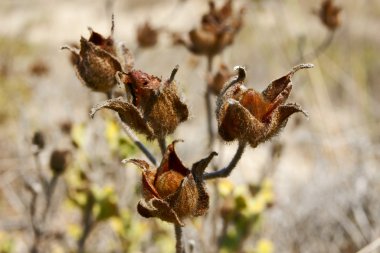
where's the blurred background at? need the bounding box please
[1,0,380,252]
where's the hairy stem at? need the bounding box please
[116,115,157,165]
[158,137,167,156]
[203,142,247,180]
[175,224,185,253]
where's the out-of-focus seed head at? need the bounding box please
[174,0,245,57]
[49,150,71,176]
[208,63,233,95]
[136,21,159,48]
[318,0,342,31]
[32,131,45,151]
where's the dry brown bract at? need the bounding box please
[174,0,244,57]
[318,0,342,31]
[216,64,313,148]
[62,28,122,95]
[125,141,217,226]
[90,66,188,140]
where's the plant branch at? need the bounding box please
[299,31,335,62]
[205,55,214,148]
[175,224,185,253]
[115,114,157,166]
[203,141,247,180]
[158,137,167,156]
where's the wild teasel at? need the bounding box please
[173,0,244,57]
[124,140,217,226]
[90,66,189,140]
[216,64,313,148]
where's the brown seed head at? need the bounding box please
[137,21,159,48]
[50,150,71,175]
[90,66,189,140]
[124,141,217,225]
[217,64,313,147]
[208,63,233,95]
[318,0,342,31]
[175,0,244,57]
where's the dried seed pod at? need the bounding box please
[90,66,189,140]
[50,150,71,175]
[174,0,244,57]
[208,63,233,95]
[62,20,122,95]
[317,0,342,31]
[125,141,217,226]
[136,21,159,48]
[216,64,313,148]
[32,131,45,151]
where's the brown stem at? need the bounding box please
[115,113,157,166]
[77,192,96,253]
[205,56,214,149]
[203,142,247,180]
[158,137,167,157]
[175,224,185,253]
[299,31,335,62]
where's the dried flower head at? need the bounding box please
[32,131,45,151]
[208,63,233,95]
[317,0,342,31]
[62,22,122,95]
[216,64,313,147]
[137,21,159,48]
[50,150,71,175]
[90,66,188,140]
[174,0,244,57]
[124,140,217,226]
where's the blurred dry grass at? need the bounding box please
[0,0,380,252]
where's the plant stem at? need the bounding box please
[77,192,96,253]
[298,31,335,63]
[203,142,247,180]
[175,224,185,253]
[205,56,214,149]
[116,115,157,165]
[41,174,59,223]
[158,137,167,156]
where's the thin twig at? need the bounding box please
[77,192,96,253]
[299,31,335,63]
[115,115,157,166]
[41,174,59,223]
[175,224,185,253]
[205,56,214,149]
[203,142,247,180]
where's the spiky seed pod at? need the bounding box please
[216,64,313,148]
[90,66,189,140]
[125,141,217,226]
